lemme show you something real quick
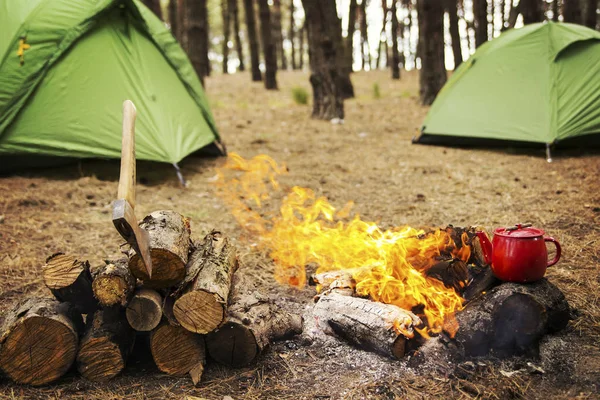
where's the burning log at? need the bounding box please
[448,278,570,358]
[312,292,421,359]
[150,323,206,385]
[129,210,191,289]
[0,298,83,385]
[309,269,357,293]
[76,308,135,381]
[92,259,136,307]
[173,231,238,334]
[126,288,163,331]
[206,274,303,367]
[42,252,98,313]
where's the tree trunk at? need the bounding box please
[258,0,278,89]
[173,231,238,334]
[142,0,163,20]
[151,323,206,385]
[42,252,98,314]
[126,288,163,332]
[76,308,135,382]
[230,0,245,71]
[169,0,179,40]
[521,0,544,24]
[507,0,522,29]
[390,0,400,79]
[312,292,421,359]
[375,0,388,70]
[128,210,191,289]
[417,0,447,105]
[205,275,303,367]
[302,0,353,120]
[473,0,488,47]
[447,0,463,69]
[0,298,83,385]
[584,0,598,28]
[222,0,231,74]
[299,21,305,69]
[92,259,135,307]
[272,0,287,70]
[187,0,211,85]
[346,0,359,71]
[551,0,559,21]
[177,0,187,47]
[359,0,370,70]
[563,0,583,23]
[243,0,262,81]
[289,0,297,69]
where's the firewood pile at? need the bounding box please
[0,210,302,386]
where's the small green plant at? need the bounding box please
[291,87,309,105]
[401,90,412,98]
[373,83,382,99]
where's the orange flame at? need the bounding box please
[214,153,467,336]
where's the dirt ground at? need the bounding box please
[0,70,599,399]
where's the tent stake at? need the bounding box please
[545,143,553,163]
[173,163,187,187]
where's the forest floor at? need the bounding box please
[0,70,599,399]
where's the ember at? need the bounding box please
[215,153,471,336]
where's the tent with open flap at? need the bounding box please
[0,0,222,170]
[414,22,600,157]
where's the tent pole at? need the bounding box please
[546,143,553,163]
[173,163,187,187]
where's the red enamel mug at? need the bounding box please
[476,224,561,283]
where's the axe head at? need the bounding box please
[112,199,153,277]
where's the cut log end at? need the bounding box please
[150,324,205,378]
[129,249,186,289]
[0,299,81,386]
[206,322,258,367]
[42,253,85,289]
[174,291,225,334]
[126,289,163,332]
[93,275,129,306]
[0,316,78,386]
[77,339,125,382]
[92,260,135,307]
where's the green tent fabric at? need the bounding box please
[0,0,221,167]
[415,22,600,149]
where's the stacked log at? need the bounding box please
[0,298,83,385]
[206,274,303,367]
[0,209,304,387]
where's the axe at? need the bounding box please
[112,100,153,277]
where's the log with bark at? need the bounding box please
[150,323,206,385]
[128,210,191,289]
[206,274,303,367]
[172,230,238,334]
[312,291,421,359]
[0,298,83,385]
[446,278,570,358]
[126,288,163,331]
[42,252,98,313]
[76,308,135,381]
[92,259,136,307]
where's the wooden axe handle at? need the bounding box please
[118,100,137,207]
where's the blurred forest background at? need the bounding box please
[141,0,599,118]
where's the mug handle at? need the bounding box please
[544,237,562,267]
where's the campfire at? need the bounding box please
[215,153,571,359]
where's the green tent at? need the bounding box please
[0,0,221,169]
[415,22,600,154]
